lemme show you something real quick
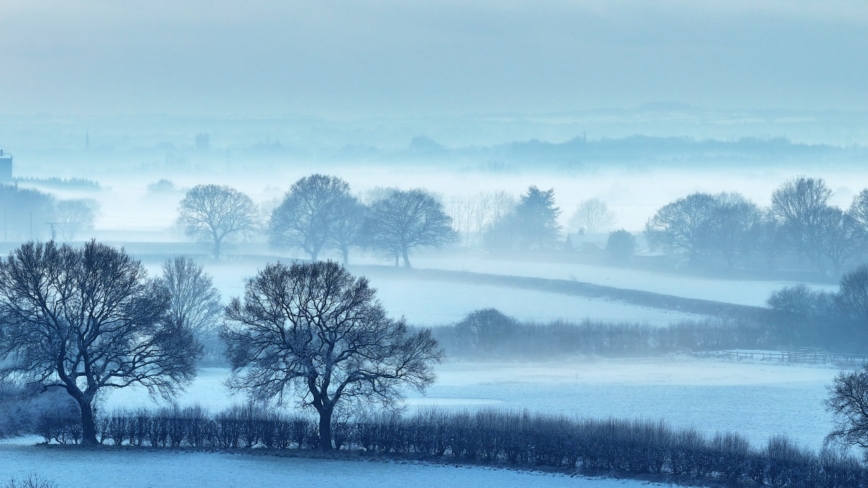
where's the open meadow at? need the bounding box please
[0,438,662,488]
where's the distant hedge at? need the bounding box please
[37,404,867,487]
[431,309,771,359]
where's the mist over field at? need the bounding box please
[1,2,868,487]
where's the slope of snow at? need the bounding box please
[407,256,838,307]
[149,260,705,326]
[0,441,664,488]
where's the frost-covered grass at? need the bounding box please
[103,357,838,451]
[407,256,838,307]
[140,259,706,326]
[0,439,663,488]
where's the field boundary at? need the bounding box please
[695,349,868,366]
[352,265,777,321]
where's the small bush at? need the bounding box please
[4,473,58,488]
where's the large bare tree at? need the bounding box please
[177,184,259,260]
[269,175,354,262]
[159,256,222,335]
[0,241,201,445]
[221,261,441,450]
[362,189,456,267]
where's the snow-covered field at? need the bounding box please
[104,357,838,451]
[0,440,662,488]
[407,256,838,307]
[367,278,702,326]
[146,259,706,327]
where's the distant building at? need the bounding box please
[0,150,11,182]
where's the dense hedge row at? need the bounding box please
[432,309,771,359]
[38,405,866,487]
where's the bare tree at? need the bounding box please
[815,206,862,275]
[850,189,868,230]
[568,198,615,234]
[755,209,788,272]
[489,190,516,225]
[221,261,441,450]
[645,193,717,264]
[446,192,511,247]
[704,193,761,269]
[54,199,98,242]
[159,256,222,335]
[771,177,831,262]
[825,363,868,453]
[362,189,457,267]
[447,197,474,247]
[329,194,366,265]
[177,185,258,260]
[837,264,868,323]
[0,241,201,445]
[269,175,353,261]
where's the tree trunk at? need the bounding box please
[311,249,319,262]
[213,238,222,260]
[79,398,99,446]
[318,407,333,450]
[341,248,349,266]
[402,247,411,268]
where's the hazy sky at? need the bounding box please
[1,1,866,117]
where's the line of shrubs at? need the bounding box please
[38,404,866,487]
[431,309,772,359]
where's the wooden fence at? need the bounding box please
[695,349,868,365]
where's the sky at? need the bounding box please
[1,0,867,118]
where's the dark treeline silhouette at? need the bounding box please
[34,404,868,487]
[13,177,100,191]
[767,264,868,352]
[0,184,98,241]
[646,177,868,278]
[432,309,770,359]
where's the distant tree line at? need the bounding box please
[32,403,868,487]
[0,185,98,242]
[14,177,101,191]
[172,174,868,278]
[647,177,868,277]
[767,264,868,351]
[174,178,622,263]
[176,176,457,266]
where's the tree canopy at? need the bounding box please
[269,174,361,262]
[177,184,259,260]
[0,241,201,445]
[362,188,456,267]
[221,261,441,450]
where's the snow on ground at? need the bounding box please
[368,279,703,326]
[143,260,705,327]
[0,440,663,488]
[407,256,838,307]
[105,357,839,451]
[421,357,837,450]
